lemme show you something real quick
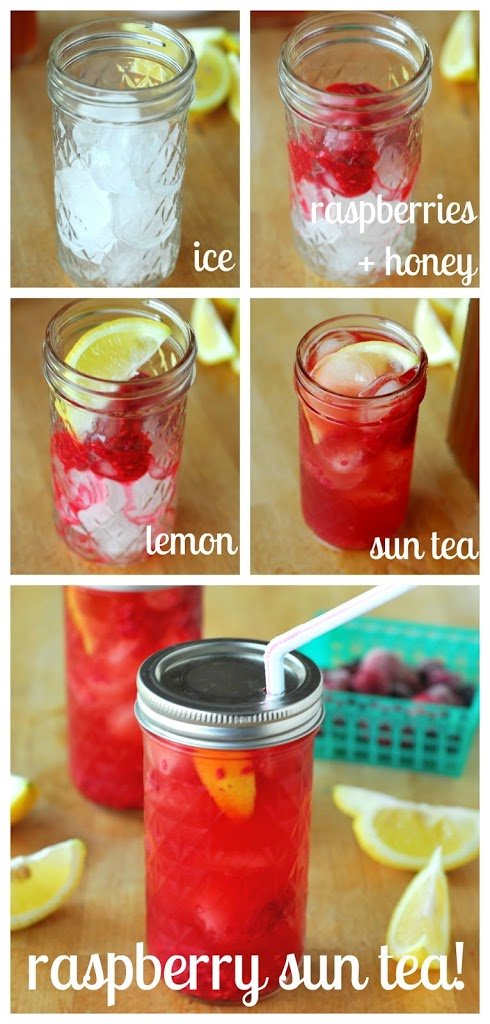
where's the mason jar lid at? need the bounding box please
[136,638,323,749]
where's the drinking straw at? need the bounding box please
[264,581,414,696]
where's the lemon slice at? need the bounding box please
[213,297,239,315]
[65,317,171,381]
[191,45,231,117]
[65,587,96,656]
[429,298,457,326]
[333,784,396,819]
[11,776,39,826]
[387,847,450,966]
[182,27,227,60]
[231,305,240,349]
[193,753,256,821]
[413,299,458,367]
[11,839,86,931]
[191,297,237,364]
[440,12,478,83]
[223,31,240,55]
[314,339,418,397]
[450,298,470,352]
[353,797,479,871]
[227,52,240,123]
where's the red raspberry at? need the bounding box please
[288,138,314,183]
[51,429,88,471]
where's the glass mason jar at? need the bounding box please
[64,585,203,809]
[43,299,196,565]
[47,20,196,286]
[279,13,432,284]
[136,638,323,1003]
[294,315,428,550]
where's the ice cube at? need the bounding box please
[77,479,146,562]
[111,189,178,249]
[320,441,368,489]
[55,166,113,261]
[122,472,177,527]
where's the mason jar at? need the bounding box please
[64,585,203,808]
[279,12,432,284]
[136,638,323,1003]
[43,299,196,565]
[47,19,196,286]
[294,315,428,549]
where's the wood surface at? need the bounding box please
[251,10,479,287]
[11,299,239,575]
[251,297,479,575]
[11,11,239,287]
[11,584,479,1013]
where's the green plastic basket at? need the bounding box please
[299,616,479,776]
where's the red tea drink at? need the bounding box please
[64,585,202,808]
[295,315,427,549]
[136,639,323,1002]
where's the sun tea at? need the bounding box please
[295,315,427,550]
[64,585,202,808]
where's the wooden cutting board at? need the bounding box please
[11,298,239,574]
[251,10,479,287]
[11,585,479,1013]
[251,297,479,575]
[11,11,239,287]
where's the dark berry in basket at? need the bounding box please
[351,648,402,696]
[321,647,475,706]
[414,683,463,706]
[455,683,476,707]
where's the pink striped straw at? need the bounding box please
[264,582,414,696]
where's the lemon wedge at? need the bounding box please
[352,797,479,871]
[65,587,96,656]
[182,27,227,60]
[214,297,239,316]
[191,298,237,364]
[314,339,418,397]
[387,847,450,967]
[413,299,458,366]
[191,45,231,117]
[450,298,470,352]
[227,52,240,123]
[429,298,457,326]
[11,839,86,931]
[440,12,478,83]
[193,753,256,820]
[11,776,39,826]
[333,784,396,819]
[223,32,240,55]
[65,317,171,381]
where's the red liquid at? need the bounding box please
[64,587,202,808]
[296,330,426,549]
[144,731,315,1002]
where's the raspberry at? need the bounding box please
[51,429,88,471]
[288,139,314,182]
[317,132,378,198]
[86,425,151,483]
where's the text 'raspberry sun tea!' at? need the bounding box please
[294,315,428,550]
[64,585,202,809]
[43,300,196,566]
[135,639,323,1003]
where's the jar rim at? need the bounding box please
[47,18,196,118]
[43,299,197,405]
[295,314,428,409]
[279,12,432,126]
